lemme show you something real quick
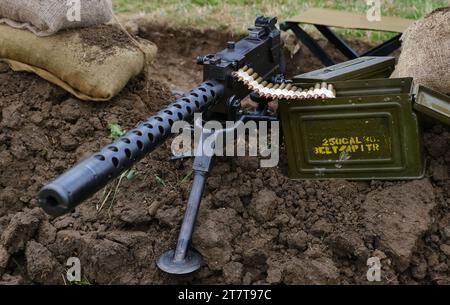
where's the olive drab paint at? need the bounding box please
[280,77,450,180]
[293,56,395,83]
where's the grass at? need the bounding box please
[96,123,137,214]
[113,0,450,41]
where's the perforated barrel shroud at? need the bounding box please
[38,81,224,216]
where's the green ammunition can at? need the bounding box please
[293,56,395,83]
[280,77,450,180]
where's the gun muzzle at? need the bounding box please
[38,81,224,217]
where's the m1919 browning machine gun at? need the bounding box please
[39,16,424,275]
[38,16,287,275]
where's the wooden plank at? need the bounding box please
[286,8,414,33]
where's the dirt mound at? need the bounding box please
[78,25,134,53]
[0,23,449,285]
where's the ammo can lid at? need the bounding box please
[414,85,450,126]
[293,56,395,82]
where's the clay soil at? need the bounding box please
[0,21,449,285]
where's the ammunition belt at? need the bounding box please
[233,66,336,100]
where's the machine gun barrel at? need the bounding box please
[38,81,224,217]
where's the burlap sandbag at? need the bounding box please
[392,8,450,94]
[0,0,113,36]
[0,24,157,101]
